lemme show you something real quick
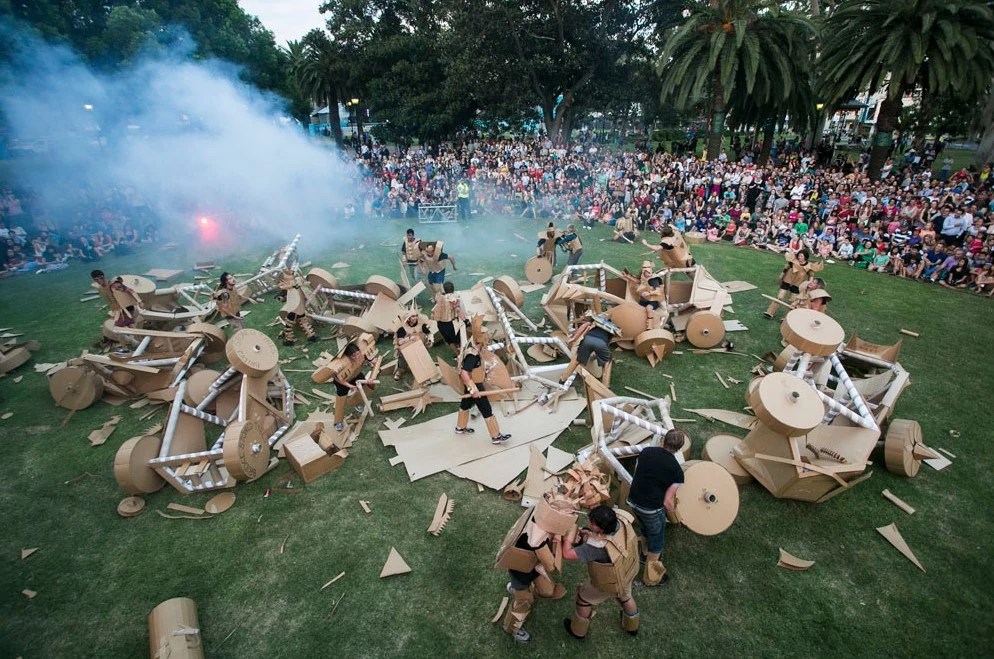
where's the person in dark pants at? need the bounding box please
[557,312,621,387]
[455,316,510,444]
[626,428,686,585]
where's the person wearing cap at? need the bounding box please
[808,288,832,313]
[455,316,511,444]
[562,505,641,640]
[556,223,584,266]
[392,309,433,382]
[627,428,687,586]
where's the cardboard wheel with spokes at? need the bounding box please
[223,420,270,481]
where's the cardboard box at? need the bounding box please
[284,436,347,483]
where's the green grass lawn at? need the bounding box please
[1,218,992,658]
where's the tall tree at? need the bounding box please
[657,0,816,159]
[292,29,345,145]
[818,0,994,179]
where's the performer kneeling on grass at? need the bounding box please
[455,317,511,444]
[562,505,641,640]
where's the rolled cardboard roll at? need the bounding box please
[148,597,205,659]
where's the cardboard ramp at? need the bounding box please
[379,399,585,482]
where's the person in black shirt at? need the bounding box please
[455,317,511,444]
[626,428,687,585]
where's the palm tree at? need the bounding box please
[657,0,816,160]
[291,30,346,146]
[818,0,994,179]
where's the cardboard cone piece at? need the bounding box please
[776,548,815,571]
[380,547,412,578]
[876,523,925,572]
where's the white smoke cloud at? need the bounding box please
[0,23,357,251]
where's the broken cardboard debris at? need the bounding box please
[167,503,206,515]
[22,589,37,599]
[777,548,815,571]
[881,489,915,515]
[359,500,372,514]
[1,412,12,420]
[721,280,758,293]
[876,522,925,571]
[117,496,146,517]
[155,510,214,520]
[205,492,236,514]
[491,596,509,623]
[427,494,455,536]
[321,572,346,590]
[21,548,38,560]
[380,547,412,578]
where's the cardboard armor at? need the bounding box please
[537,224,561,262]
[585,509,639,597]
[658,231,693,269]
[401,237,422,263]
[213,284,246,318]
[432,292,462,323]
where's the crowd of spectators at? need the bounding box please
[347,133,994,296]
[0,184,161,276]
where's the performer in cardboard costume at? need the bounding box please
[642,225,695,269]
[557,223,584,267]
[392,308,434,381]
[562,505,641,640]
[764,249,823,319]
[91,269,142,328]
[613,215,638,243]
[419,241,457,295]
[432,281,467,352]
[311,333,378,432]
[277,268,318,345]
[213,272,248,331]
[635,261,667,330]
[400,228,423,285]
[557,311,623,388]
[455,316,511,444]
[495,497,576,643]
[536,222,562,268]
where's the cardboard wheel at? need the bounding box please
[781,309,845,356]
[102,319,121,342]
[634,329,675,359]
[223,420,270,481]
[306,267,339,290]
[215,386,240,422]
[117,275,157,296]
[49,366,104,410]
[675,461,739,536]
[279,288,306,321]
[749,372,824,437]
[114,436,165,494]
[884,419,930,477]
[0,346,31,374]
[679,434,692,461]
[610,303,649,339]
[745,377,761,404]
[205,492,236,514]
[184,369,221,409]
[117,496,146,517]
[524,257,553,285]
[493,275,525,307]
[773,346,796,371]
[225,329,279,376]
[701,434,753,485]
[340,315,379,338]
[187,323,226,364]
[686,311,725,349]
[365,275,401,300]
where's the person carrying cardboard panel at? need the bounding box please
[419,240,457,295]
[311,334,378,432]
[455,316,510,444]
[392,309,433,381]
[562,505,641,640]
[91,269,141,328]
[432,281,467,352]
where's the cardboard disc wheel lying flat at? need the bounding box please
[634,329,675,359]
[749,372,824,437]
[781,309,845,356]
[675,461,739,536]
[306,267,339,291]
[493,275,525,308]
[225,329,279,377]
[184,369,221,409]
[117,496,146,517]
[223,420,270,481]
[114,435,166,494]
[49,366,104,410]
[365,275,401,300]
[884,419,928,477]
[0,346,31,374]
[118,275,157,295]
[685,311,725,349]
[701,434,754,485]
[524,257,553,285]
[205,492,236,514]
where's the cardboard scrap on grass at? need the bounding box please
[88,416,122,446]
[380,547,412,578]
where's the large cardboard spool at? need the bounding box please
[685,310,725,349]
[674,461,739,536]
[114,435,166,494]
[634,329,675,360]
[119,275,157,295]
[701,434,754,485]
[773,345,796,371]
[749,372,824,437]
[609,303,649,339]
[781,309,845,356]
[365,275,401,300]
[223,419,270,481]
[884,419,932,477]
[0,346,31,374]
[102,319,121,342]
[49,366,104,410]
[493,275,525,307]
[225,329,279,377]
[306,267,339,290]
[683,231,706,244]
[148,597,205,659]
[184,369,221,410]
[339,315,379,339]
[117,496,146,517]
[524,256,553,285]
[186,323,226,364]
